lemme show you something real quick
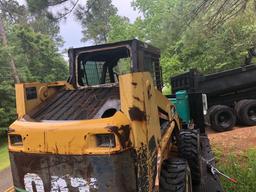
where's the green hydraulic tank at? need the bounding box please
[175,90,190,124]
[169,98,177,106]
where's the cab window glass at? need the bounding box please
[77,47,131,86]
[113,58,131,75]
[144,53,157,84]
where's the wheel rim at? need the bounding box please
[218,111,232,128]
[247,105,256,121]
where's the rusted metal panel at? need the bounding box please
[128,107,146,121]
[31,87,120,121]
[106,125,131,148]
[9,150,136,192]
[136,144,149,192]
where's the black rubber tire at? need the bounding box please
[159,158,192,192]
[208,105,236,132]
[236,99,256,125]
[178,129,201,185]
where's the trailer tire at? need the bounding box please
[178,129,201,185]
[236,99,256,125]
[160,158,192,192]
[208,105,236,132]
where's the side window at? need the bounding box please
[153,59,162,90]
[113,58,131,75]
[144,53,157,86]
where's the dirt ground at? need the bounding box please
[207,126,256,154]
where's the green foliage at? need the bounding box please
[75,0,118,44]
[0,1,68,132]
[108,15,146,43]
[26,0,49,13]
[132,0,186,50]
[171,8,256,74]
[160,55,183,84]
[9,25,68,82]
[217,149,256,192]
[108,16,133,42]
[0,24,68,130]
[162,85,171,95]
[29,13,62,44]
[111,0,256,83]
[0,0,28,23]
[0,0,62,44]
[0,81,15,129]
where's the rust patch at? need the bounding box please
[107,125,119,133]
[106,125,131,148]
[129,107,146,121]
[147,84,152,99]
[137,143,149,192]
[8,128,15,133]
[23,115,38,122]
[133,96,142,102]
[148,136,157,190]
[31,86,120,121]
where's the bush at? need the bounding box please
[0,127,7,138]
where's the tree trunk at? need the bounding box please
[0,17,20,83]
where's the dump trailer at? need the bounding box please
[8,39,209,192]
[171,64,256,131]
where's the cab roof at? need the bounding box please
[67,39,161,88]
[68,39,160,56]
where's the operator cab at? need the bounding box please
[68,39,163,90]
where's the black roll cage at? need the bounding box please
[68,39,162,90]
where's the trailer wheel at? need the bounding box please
[208,105,236,132]
[236,99,256,125]
[160,158,192,192]
[178,129,201,185]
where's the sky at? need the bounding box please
[17,0,140,50]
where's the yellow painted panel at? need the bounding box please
[9,112,131,155]
[15,81,73,118]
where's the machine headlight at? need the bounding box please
[96,134,116,148]
[9,134,23,146]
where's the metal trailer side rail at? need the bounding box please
[171,64,256,107]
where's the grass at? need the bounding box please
[214,148,256,192]
[0,137,10,171]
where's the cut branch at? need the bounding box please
[48,0,69,7]
[54,0,80,20]
[187,0,249,30]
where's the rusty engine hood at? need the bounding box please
[30,86,120,121]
